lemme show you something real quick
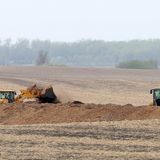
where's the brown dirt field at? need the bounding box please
[0,66,160,125]
[0,66,159,105]
[1,120,160,160]
[1,67,160,159]
[0,103,160,125]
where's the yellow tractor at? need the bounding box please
[0,84,58,104]
[0,90,16,104]
[15,84,58,103]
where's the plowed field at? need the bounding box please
[1,120,160,160]
[1,67,160,159]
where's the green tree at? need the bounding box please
[36,50,49,66]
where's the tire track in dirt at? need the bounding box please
[1,120,160,160]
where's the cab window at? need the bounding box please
[155,90,160,99]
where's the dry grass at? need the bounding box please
[1,120,160,159]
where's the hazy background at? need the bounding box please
[0,0,160,41]
[0,0,160,67]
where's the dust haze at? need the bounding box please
[1,0,160,160]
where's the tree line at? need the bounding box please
[0,38,160,66]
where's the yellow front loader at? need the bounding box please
[0,84,58,104]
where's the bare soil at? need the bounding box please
[0,66,159,105]
[0,67,160,125]
[1,120,160,160]
[1,67,160,159]
[0,103,160,125]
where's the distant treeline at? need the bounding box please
[117,60,158,69]
[0,39,160,66]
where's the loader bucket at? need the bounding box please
[16,84,58,103]
[39,86,57,103]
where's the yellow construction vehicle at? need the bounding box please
[0,84,58,104]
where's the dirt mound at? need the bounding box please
[0,103,160,125]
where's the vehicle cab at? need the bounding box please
[150,88,160,106]
[0,90,16,103]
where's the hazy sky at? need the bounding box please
[0,0,160,42]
